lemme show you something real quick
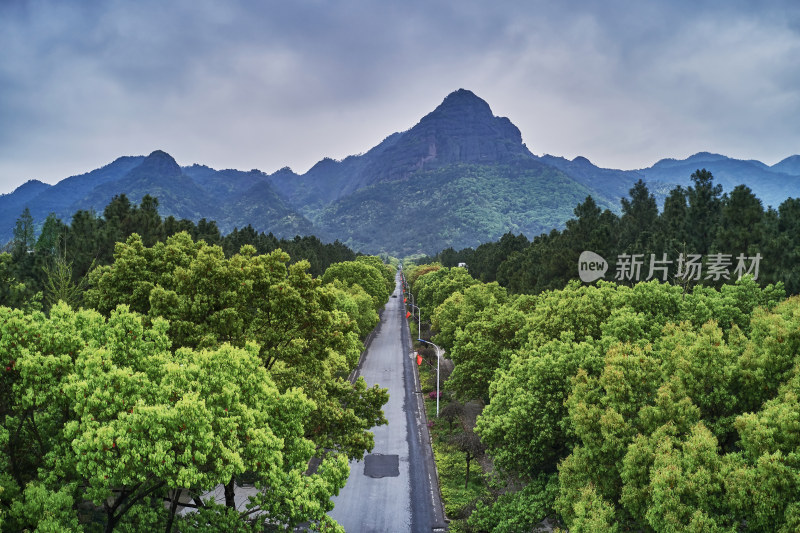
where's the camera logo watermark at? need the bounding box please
[579,251,761,283]
[578,251,608,282]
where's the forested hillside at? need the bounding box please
[0,194,356,311]
[317,160,613,256]
[421,170,800,296]
[5,90,796,257]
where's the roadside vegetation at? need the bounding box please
[0,198,396,531]
[405,170,800,532]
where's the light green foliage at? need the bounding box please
[431,282,508,352]
[468,473,558,533]
[8,483,80,532]
[326,279,379,338]
[521,280,618,347]
[737,295,800,411]
[414,266,478,321]
[644,424,735,532]
[0,303,350,530]
[476,339,600,477]
[432,439,486,519]
[726,367,800,531]
[85,232,388,463]
[405,262,441,290]
[354,255,395,292]
[430,275,798,530]
[322,259,391,310]
[42,255,88,310]
[566,484,619,533]
[444,303,526,403]
[657,321,740,439]
[430,282,514,402]
[1,232,388,530]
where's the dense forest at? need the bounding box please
[0,194,358,312]
[405,170,800,532]
[420,169,800,296]
[408,265,800,531]
[0,197,398,531]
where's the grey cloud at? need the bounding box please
[1,0,800,194]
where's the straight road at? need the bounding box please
[328,275,446,532]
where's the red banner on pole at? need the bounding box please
[416,354,422,366]
[406,311,411,318]
[404,298,407,303]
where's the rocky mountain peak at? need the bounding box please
[128,150,183,179]
[354,89,531,185]
[424,88,493,119]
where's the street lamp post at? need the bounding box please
[409,303,421,338]
[417,338,442,417]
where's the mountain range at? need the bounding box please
[2,89,799,256]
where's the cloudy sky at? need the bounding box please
[1,0,799,194]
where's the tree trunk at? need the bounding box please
[224,477,236,508]
[165,488,182,533]
[465,452,472,489]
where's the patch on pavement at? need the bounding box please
[363,454,399,478]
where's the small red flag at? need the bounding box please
[406,311,411,318]
[404,298,407,303]
[416,354,422,366]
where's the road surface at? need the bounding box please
[328,275,446,532]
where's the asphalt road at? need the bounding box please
[328,275,446,533]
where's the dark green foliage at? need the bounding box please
[11,207,35,257]
[430,171,800,297]
[618,179,658,255]
[0,196,357,312]
[686,169,723,255]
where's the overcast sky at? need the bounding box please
[1,0,799,194]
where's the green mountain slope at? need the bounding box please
[222,180,315,236]
[316,160,614,256]
[80,150,223,222]
[3,89,799,253]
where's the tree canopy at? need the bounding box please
[411,261,800,531]
[1,230,388,531]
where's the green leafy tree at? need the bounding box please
[476,339,600,477]
[444,302,525,403]
[0,303,350,531]
[686,169,723,255]
[11,207,35,258]
[322,260,392,310]
[431,281,508,352]
[0,253,31,309]
[715,185,764,255]
[42,256,89,311]
[354,255,395,292]
[327,280,380,338]
[653,185,688,258]
[85,233,388,462]
[414,266,478,322]
[617,179,658,256]
[35,213,66,256]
